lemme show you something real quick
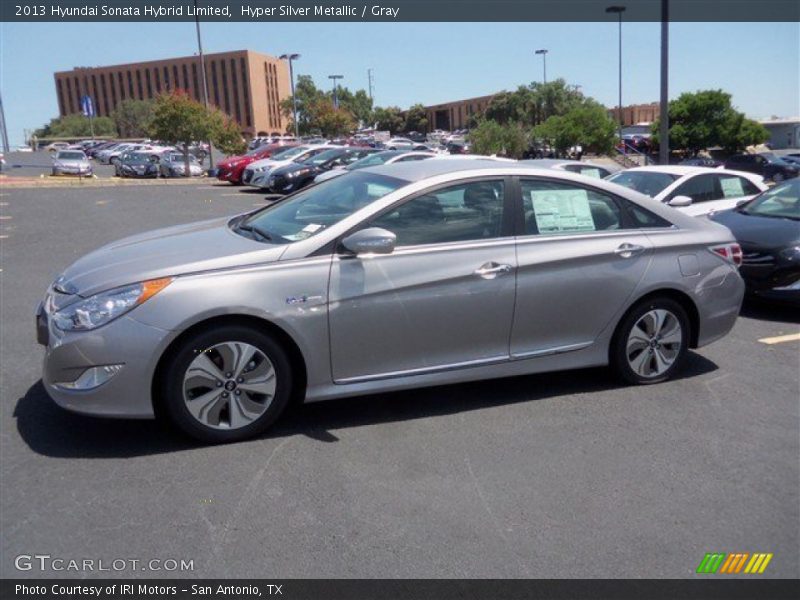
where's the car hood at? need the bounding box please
[55,159,89,167]
[57,217,287,297]
[711,209,800,248]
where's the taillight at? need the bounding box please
[711,243,742,267]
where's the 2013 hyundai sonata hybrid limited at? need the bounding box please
[37,161,745,442]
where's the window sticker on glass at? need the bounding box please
[302,223,323,233]
[720,177,746,198]
[581,168,602,179]
[531,189,595,233]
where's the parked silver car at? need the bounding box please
[52,150,92,176]
[37,161,745,442]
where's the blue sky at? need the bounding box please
[1,20,797,145]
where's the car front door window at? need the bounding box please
[370,180,506,246]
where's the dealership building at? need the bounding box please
[54,49,291,136]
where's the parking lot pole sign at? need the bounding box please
[81,95,96,140]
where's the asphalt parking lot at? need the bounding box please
[0,180,798,579]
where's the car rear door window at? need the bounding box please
[520,179,623,235]
[669,174,719,203]
[717,174,760,198]
[369,180,505,247]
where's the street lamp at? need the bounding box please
[606,5,626,149]
[328,75,343,109]
[279,53,301,138]
[193,0,213,170]
[534,49,548,84]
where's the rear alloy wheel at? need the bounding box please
[611,298,690,384]
[161,326,292,443]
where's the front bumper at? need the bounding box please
[37,304,170,419]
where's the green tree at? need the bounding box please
[484,80,585,127]
[111,99,155,138]
[336,88,374,126]
[403,104,429,134]
[373,106,406,135]
[310,100,357,137]
[149,91,244,175]
[533,101,617,155]
[468,119,529,158]
[652,89,769,155]
[33,114,116,139]
[280,75,328,135]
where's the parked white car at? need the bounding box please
[243,145,334,188]
[314,150,436,183]
[606,166,768,216]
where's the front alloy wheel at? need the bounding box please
[161,325,292,443]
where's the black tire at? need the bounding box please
[610,297,690,385]
[160,325,293,443]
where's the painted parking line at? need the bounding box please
[0,215,12,220]
[758,333,800,345]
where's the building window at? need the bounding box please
[181,64,189,94]
[109,73,117,109]
[220,59,230,115]
[100,74,109,115]
[135,70,143,98]
[56,79,65,115]
[154,68,161,94]
[230,58,241,123]
[145,69,152,98]
[240,58,251,127]
[163,66,169,90]
[172,65,179,91]
[192,63,199,100]
[211,60,219,106]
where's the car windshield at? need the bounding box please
[739,179,800,220]
[271,145,309,160]
[57,151,85,160]
[124,152,150,163]
[237,172,408,244]
[305,149,346,165]
[348,151,403,170]
[607,171,680,197]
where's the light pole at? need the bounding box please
[534,49,548,84]
[280,54,301,138]
[367,68,374,101]
[659,0,669,164]
[606,5,626,150]
[193,0,213,170]
[328,75,343,109]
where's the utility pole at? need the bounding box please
[535,49,548,84]
[367,68,374,101]
[606,5,626,149]
[280,54,301,138]
[0,89,11,152]
[659,0,670,165]
[193,0,214,170]
[328,75,343,109]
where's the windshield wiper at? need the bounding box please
[237,222,274,242]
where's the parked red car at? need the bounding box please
[216,143,298,184]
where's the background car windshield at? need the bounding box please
[169,153,196,163]
[306,149,345,165]
[607,171,679,197]
[272,145,308,160]
[124,152,150,162]
[243,172,407,243]
[742,179,800,219]
[57,151,85,160]
[349,151,402,169]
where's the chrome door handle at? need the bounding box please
[614,243,646,259]
[474,262,513,279]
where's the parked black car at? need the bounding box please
[266,147,378,194]
[710,178,800,304]
[115,151,160,178]
[724,153,799,182]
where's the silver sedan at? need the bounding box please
[37,161,745,442]
[52,150,92,176]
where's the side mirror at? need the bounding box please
[668,195,693,207]
[341,227,396,255]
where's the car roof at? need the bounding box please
[363,158,529,181]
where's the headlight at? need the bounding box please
[780,246,800,262]
[52,278,172,331]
